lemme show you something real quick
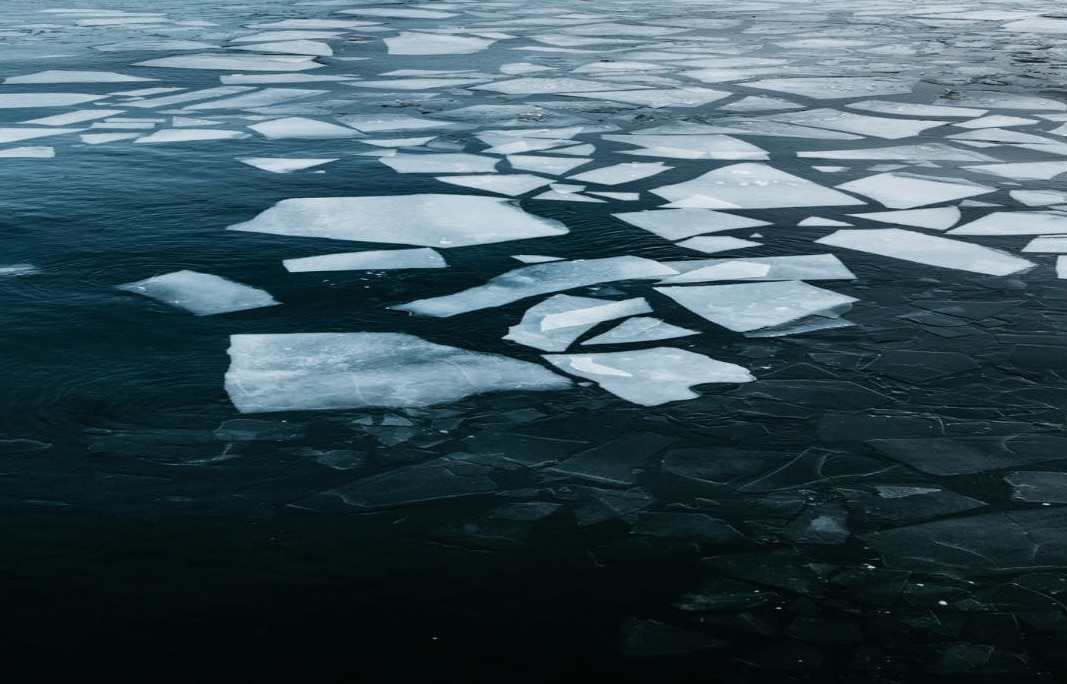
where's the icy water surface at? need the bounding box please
[1,0,1065,681]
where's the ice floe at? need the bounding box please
[0,146,55,159]
[652,163,866,209]
[3,70,152,84]
[963,161,1067,181]
[568,162,671,185]
[381,153,499,174]
[742,77,915,99]
[847,207,961,230]
[835,173,994,209]
[0,93,106,108]
[238,157,337,173]
[947,212,1067,236]
[816,229,1035,275]
[582,317,698,345]
[434,173,551,196]
[283,248,446,272]
[385,32,497,55]
[504,295,652,351]
[249,117,358,139]
[614,209,770,240]
[118,270,279,315]
[135,54,324,71]
[659,254,855,283]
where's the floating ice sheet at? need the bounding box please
[118,270,279,315]
[676,236,762,254]
[434,173,551,196]
[382,153,499,174]
[0,146,55,158]
[846,100,987,118]
[504,295,651,352]
[836,173,994,209]
[582,317,698,345]
[1011,189,1067,206]
[742,77,915,99]
[543,348,754,406]
[614,209,769,240]
[134,129,246,143]
[507,154,590,175]
[238,157,337,173]
[283,248,445,272]
[947,212,1067,236]
[848,207,961,230]
[230,40,332,57]
[473,77,650,95]
[764,108,943,139]
[797,143,996,162]
[184,87,326,111]
[225,333,570,413]
[559,87,730,109]
[338,114,457,133]
[964,161,1067,181]
[816,228,1035,276]
[385,32,496,55]
[395,256,676,317]
[4,70,152,84]
[652,163,866,209]
[1022,237,1067,253]
[568,162,670,185]
[0,93,106,108]
[660,254,855,283]
[603,134,766,160]
[135,54,323,71]
[249,117,358,139]
[655,281,858,332]
[0,128,81,144]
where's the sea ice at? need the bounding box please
[835,173,994,209]
[0,128,84,144]
[568,162,671,185]
[238,157,337,173]
[816,228,1035,275]
[742,77,915,99]
[385,32,496,55]
[340,7,455,18]
[947,212,1067,236]
[582,317,698,345]
[184,88,326,111]
[1022,237,1067,253]
[504,295,651,351]
[473,77,650,95]
[559,87,730,109]
[847,207,961,230]
[1010,190,1067,206]
[660,254,856,283]
[652,163,866,209]
[338,114,457,133]
[249,117,358,139]
[0,93,106,108]
[797,143,996,162]
[381,153,499,174]
[3,70,152,84]
[964,161,1067,181]
[506,155,590,175]
[229,194,568,248]
[22,110,125,126]
[118,270,279,315]
[134,129,247,143]
[764,108,943,139]
[654,281,858,332]
[614,209,769,240]
[225,333,570,413]
[434,174,551,196]
[0,146,55,158]
[603,134,767,160]
[230,40,332,57]
[846,100,987,117]
[121,86,254,109]
[675,237,762,254]
[135,54,323,71]
[543,348,754,406]
[283,248,446,272]
[394,256,676,317]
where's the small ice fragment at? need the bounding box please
[722,96,804,112]
[249,117,358,139]
[0,264,39,277]
[4,70,152,84]
[655,281,858,332]
[614,209,769,240]
[385,32,496,55]
[543,348,754,406]
[0,93,106,108]
[660,254,855,283]
[1057,256,1067,279]
[848,207,961,230]
[134,129,246,143]
[504,295,651,351]
[963,161,1067,181]
[582,317,698,345]
[135,54,323,71]
[283,248,446,272]
[798,217,852,227]
[0,146,55,158]
[816,228,1035,275]
[947,212,1067,236]
[183,87,326,111]
[382,153,499,174]
[361,137,435,148]
[238,157,337,173]
[434,174,551,196]
[603,134,767,160]
[80,133,139,144]
[507,154,590,175]
[653,163,865,209]
[1022,237,1067,253]
[568,162,670,185]
[676,237,762,254]
[118,270,279,315]
[661,261,770,282]
[835,173,994,209]
[953,115,1038,129]
[589,192,639,201]
[512,255,564,264]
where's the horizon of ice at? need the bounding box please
[283,248,446,272]
[229,194,568,248]
[225,333,571,414]
[118,270,280,316]
[504,295,651,351]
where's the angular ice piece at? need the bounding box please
[134,129,246,143]
[340,7,455,18]
[434,173,551,196]
[543,348,754,406]
[652,163,866,209]
[816,228,1035,276]
[382,153,499,174]
[655,281,858,332]
[660,254,856,283]
[614,209,769,240]
[559,87,730,109]
[220,74,353,85]
[22,109,125,126]
[1022,237,1067,253]
[964,161,1067,181]
[846,100,987,118]
[953,115,1037,129]
[183,87,326,111]
[582,317,698,345]
[394,256,676,317]
[743,77,915,99]
[835,173,994,209]
[0,146,54,158]
[283,248,445,272]
[797,143,996,162]
[4,70,152,84]
[721,96,804,112]
[472,77,651,95]
[798,217,852,227]
[1058,257,1067,279]
[1011,190,1067,206]
[504,295,651,351]
[249,117,357,139]
[765,108,943,139]
[135,54,323,71]
[118,270,279,315]
[568,162,670,185]
[80,133,139,144]
[225,333,570,413]
[933,91,1066,111]
[589,192,639,201]
[238,157,337,173]
[338,114,457,133]
[120,86,253,109]
[506,154,590,175]
[229,40,332,57]
[361,137,435,148]
[230,194,567,248]
[604,134,766,160]
[947,212,1067,236]
[0,93,105,108]
[385,32,496,55]
[531,189,604,203]
[676,236,762,254]
[848,207,961,230]
[511,255,564,264]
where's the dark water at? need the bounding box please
[1,1,1065,681]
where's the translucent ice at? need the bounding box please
[582,317,698,345]
[652,163,866,209]
[765,108,943,139]
[504,295,651,351]
[816,229,1035,275]
[118,270,279,315]
[654,281,858,332]
[614,209,770,240]
[283,248,446,272]
[835,173,994,209]
[225,333,570,413]
[543,348,754,406]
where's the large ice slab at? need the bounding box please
[4,70,153,84]
[135,54,323,71]
[614,209,770,240]
[582,317,698,345]
[765,108,943,139]
[602,134,767,160]
[816,228,1035,276]
[381,153,499,174]
[742,77,915,99]
[660,254,856,283]
[249,117,358,139]
[230,194,568,248]
[652,163,866,209]
[433,174,551,196]
[385,32,496,55]
[394,256,676,317]
[0,93,106,108]
[283,248,446,272]
[797,143,997,162]
[568,162,671,185]
[134,129,247,143]
[559,87,731,109]
[543,349,754,406]
[225,333,571,413]
[655,281,858,332]
[504,295,651,351]
[963,161,1067,181]
[836,173,995,209]
[947,212,1067,236]
[118,270,279,315]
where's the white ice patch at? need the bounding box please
[567,161,670,185]
[229,194,567,248]
[394,256,676,318]
[249,117,358,139]
[118,270,279,315]
[382,153,499,174]
[947,212,1067,236]
[4,70,153,84]
[764,108,943,140]
[797,143,997,162]
[0,146,55,158]
[836,173,994,209]
[0,93,106,108]
[559,87,730,109]
[660,254,855,283]
[543,348,754,406]
[614,209,769,240]
[1011,190,1067,207]
[472,77,651,95]
[504,295,651,351]
[283,248,446,272]
[184,88,326,111]
[238,157,337,173]
[22,110,125,126]
[676,236,762,254]
[953,115,1037,129]
[603,134,767,160]
[0,128,84,144]
[225,333,570,413]
[816,228,1035,276]
[434,174,551,196]
[848,207,961,230]
[506,154,590,175]
[964,162,1067,181]
[582,317,698,345]
[846,100,987,118]
[135,54,323,71]
[385,32,496,55]
[655,281,858,333]
[742,77,915,99]
[339,7,455,18]
[230,40,333,57]
[135,129,247,143]
[1022,237,1067,253]
[338,114,457,133]
[652,163,866,209]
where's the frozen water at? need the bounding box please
[742,77,915,99]
[135,54,323,71]
[603,134,767,160]
[963,161,1067,181]
[765,108,944,139]
[385,33,496,55]
[395,257,676,317]
[118,270,279,316]
[121,87,254,109]
[230,194,567,248]
[582,317,698,345]
[225,333,570,413]
[134,129,247,143]
[953,115,1038,129]
[655,281,858,332]
[506,155,591,175]
[568,162,671,186]
[238,158,337,173]
[22,110,125,126]
[433,174,551,196]
[0,128,86,144]
[0,93,106,108]
[816,229,1035,276]
[1011,190,1067,206]
[249,117,358,139]
[846,100,987,118]
[340,7,455,19]
[660,254,855,283]
[184,88,327,111]
[652,163,866,209]
[675,237,762,254]
[560,87,731,109]
[543,348,754,406]
[283,248,446,272]
[835,173,995,209]
[1022,237,1067,253]
[4,70,152,84]
[614,210,769,241]
[947,212,1067,236]
[0,146,55,159]
[229,40,333,57]
[848,207,961,230]
[473,77,650,95]
[381,153,499,174]
[338,114,457,133]
[504,295,651,351]
[797,143,997,162]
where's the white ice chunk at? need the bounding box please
[588,192,639,201]
[232,31,343,43]
[582,317,698,345]
[653,163,866,209]
[507,154,590,175]
[743,77,915,99]
[603,134,766,160]
[947,212,1067,236]
[118,270,279,315]
[220,74,354,85]
[499,62,553,75]
[394,256,676,317]
[249,117,357,139]
[284,248,445,272]
[434,174,551,196]
[4,70,152,84]
[721,96,804,112]
[661,254,855,283]
[848,207,961,230]
[135,55,323,71]
[230,194,567,248]
[511,255,564,264]
[816,228,1035,276]
[543,348,754,406]
[121,86,254,109]
[238,157,337,173]
[225,333,570,413]
[80,133,139,144]
[614,209,769,240]
[382,153,499,174]
[655,281,858,332]
[361,137,435,148]
[135,129,246,143]
[93,40,217,53]
[953,115,1038,129]
[385,32,496,55]
[230,40,332,57]
[964,162,1067,181]
[184,88,326,111]
[846,100,986,118]
[1059,257,1067,279]
[798,217,852,227]
[765,108,943,139]
[835,173,994,209]
[504,295,651,351]
[0,128,83,144]
[472,77,650,95]
[559,87,730,109]
[0,93,106,108]
[797,143,996,162]
[0,146,54,158]
[340,7,455,18]
[22,109,125,126]
[676,236,762,254]
[568,161,670,185]
[1011,190,1067,207]
[338,114,457,133]
[531,189,604,203]
[1022,237,1067,253]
